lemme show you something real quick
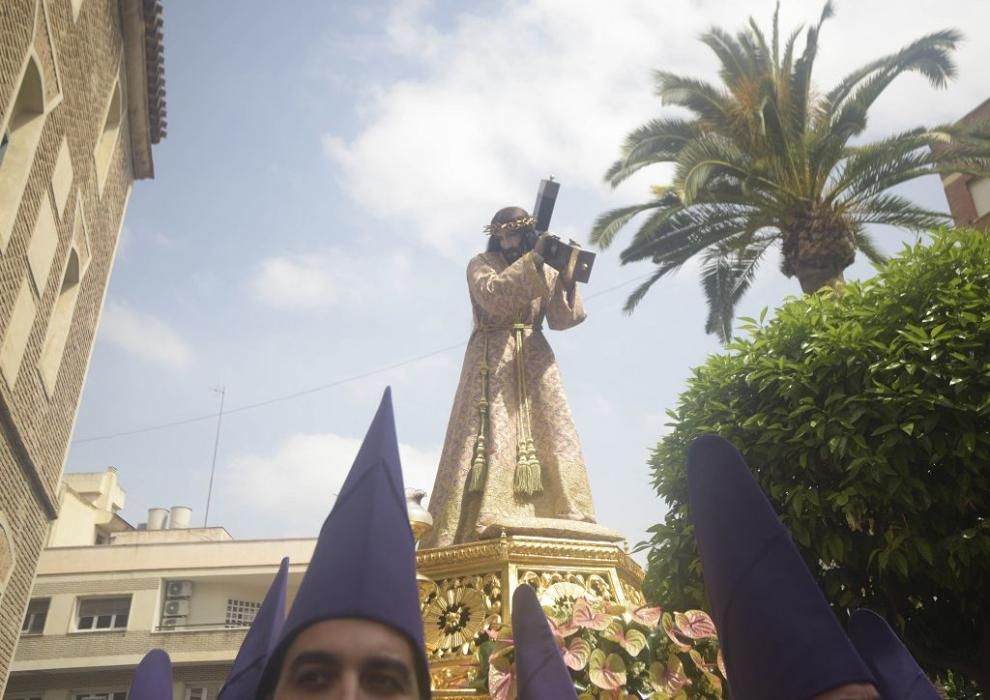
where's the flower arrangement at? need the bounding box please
[476,586,726,699]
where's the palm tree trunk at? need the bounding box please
[795,265,846,294]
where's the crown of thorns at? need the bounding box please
[483,216,537,235]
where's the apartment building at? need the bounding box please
[4,469,311,700]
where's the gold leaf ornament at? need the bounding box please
[423,585,486,654]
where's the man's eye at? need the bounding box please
[363,672,406,695]
[294,667,332,689]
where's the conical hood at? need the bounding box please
[257,388,428,698]
[848,609,939,700]
[218,557,289,700]
[687,435,874,699]
[512,584,577,700]
[128,649,173,700]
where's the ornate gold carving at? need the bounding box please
[418,535,644,580]
[422,573,502,660]
[621,578,647,606]
[418,534,647,699]
[430,662,480,691]
[519,570,616,608]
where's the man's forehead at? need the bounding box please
[286,618,415,659]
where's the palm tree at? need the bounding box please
[592,3,990,342]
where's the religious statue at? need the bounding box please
[421,206,622,548]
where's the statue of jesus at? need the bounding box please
[421,206,621,548]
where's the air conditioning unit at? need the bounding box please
[165,580,193,599]
[163,599,190,617]
[160,616,182,630]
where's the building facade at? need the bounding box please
[5,469,311,700]
[0,0,166,690]
[940,98,990,232]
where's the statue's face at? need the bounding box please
[272,618,420,699]
[494,228,523,254]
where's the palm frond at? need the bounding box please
[827,30,961,139]
[701,234,776,342]
[789,2,833,143]
[815,57,885,128]
[771,2,781,70]
[590,201,665,249]
[672,134,756,203]
[619,203,751,264]
[826,127,934,201]
[622,262,678,314]
[848,193,949,231]
[654,71,731,124]
[604,118,700,187]
[851,225,888,266]
[702,27,756,91]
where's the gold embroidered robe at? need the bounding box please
[422,250,597,547]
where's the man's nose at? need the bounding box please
[327,673,361,700]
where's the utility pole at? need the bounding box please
[203,385,225,527]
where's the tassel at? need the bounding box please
[467,438,487,493]
[513,440,543,496]
[468,340,490,495]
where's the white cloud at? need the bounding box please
[322,0,990,260]
[225,431,439,534]
[99,301,194,370]
[250,247,414,310]
[252,256,338,309]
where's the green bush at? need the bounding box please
[643,228,990,692]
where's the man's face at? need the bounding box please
[272,618,420,700]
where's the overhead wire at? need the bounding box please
[72,269,656,444]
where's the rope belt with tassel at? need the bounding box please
[467,322,543,497]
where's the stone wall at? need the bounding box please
[0,0,139,691]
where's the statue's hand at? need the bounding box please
[533,232,552,258]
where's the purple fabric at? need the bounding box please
[849,609,939,700]
[512,584,578,700]
[687,435,875,700]
[257,388,428,699]
[128,649,173,700]
[218,557,289,700]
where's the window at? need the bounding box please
[0,279,38,388]
[185,687,209,700]
[225,599,261,628]
[0,127,9,166]
[94,80,121,195]
[39,248,81,393]
[76,596,130,631]
[74,692,126,700]
[0,55,47,251]
[969,177,990,220]
[21,598,49,635]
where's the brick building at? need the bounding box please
[939,98,990,231]
[4,469,310,700]
[0,0,166,691]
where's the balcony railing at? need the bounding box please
[155,620,251,632]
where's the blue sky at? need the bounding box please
[66,0,990,553]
